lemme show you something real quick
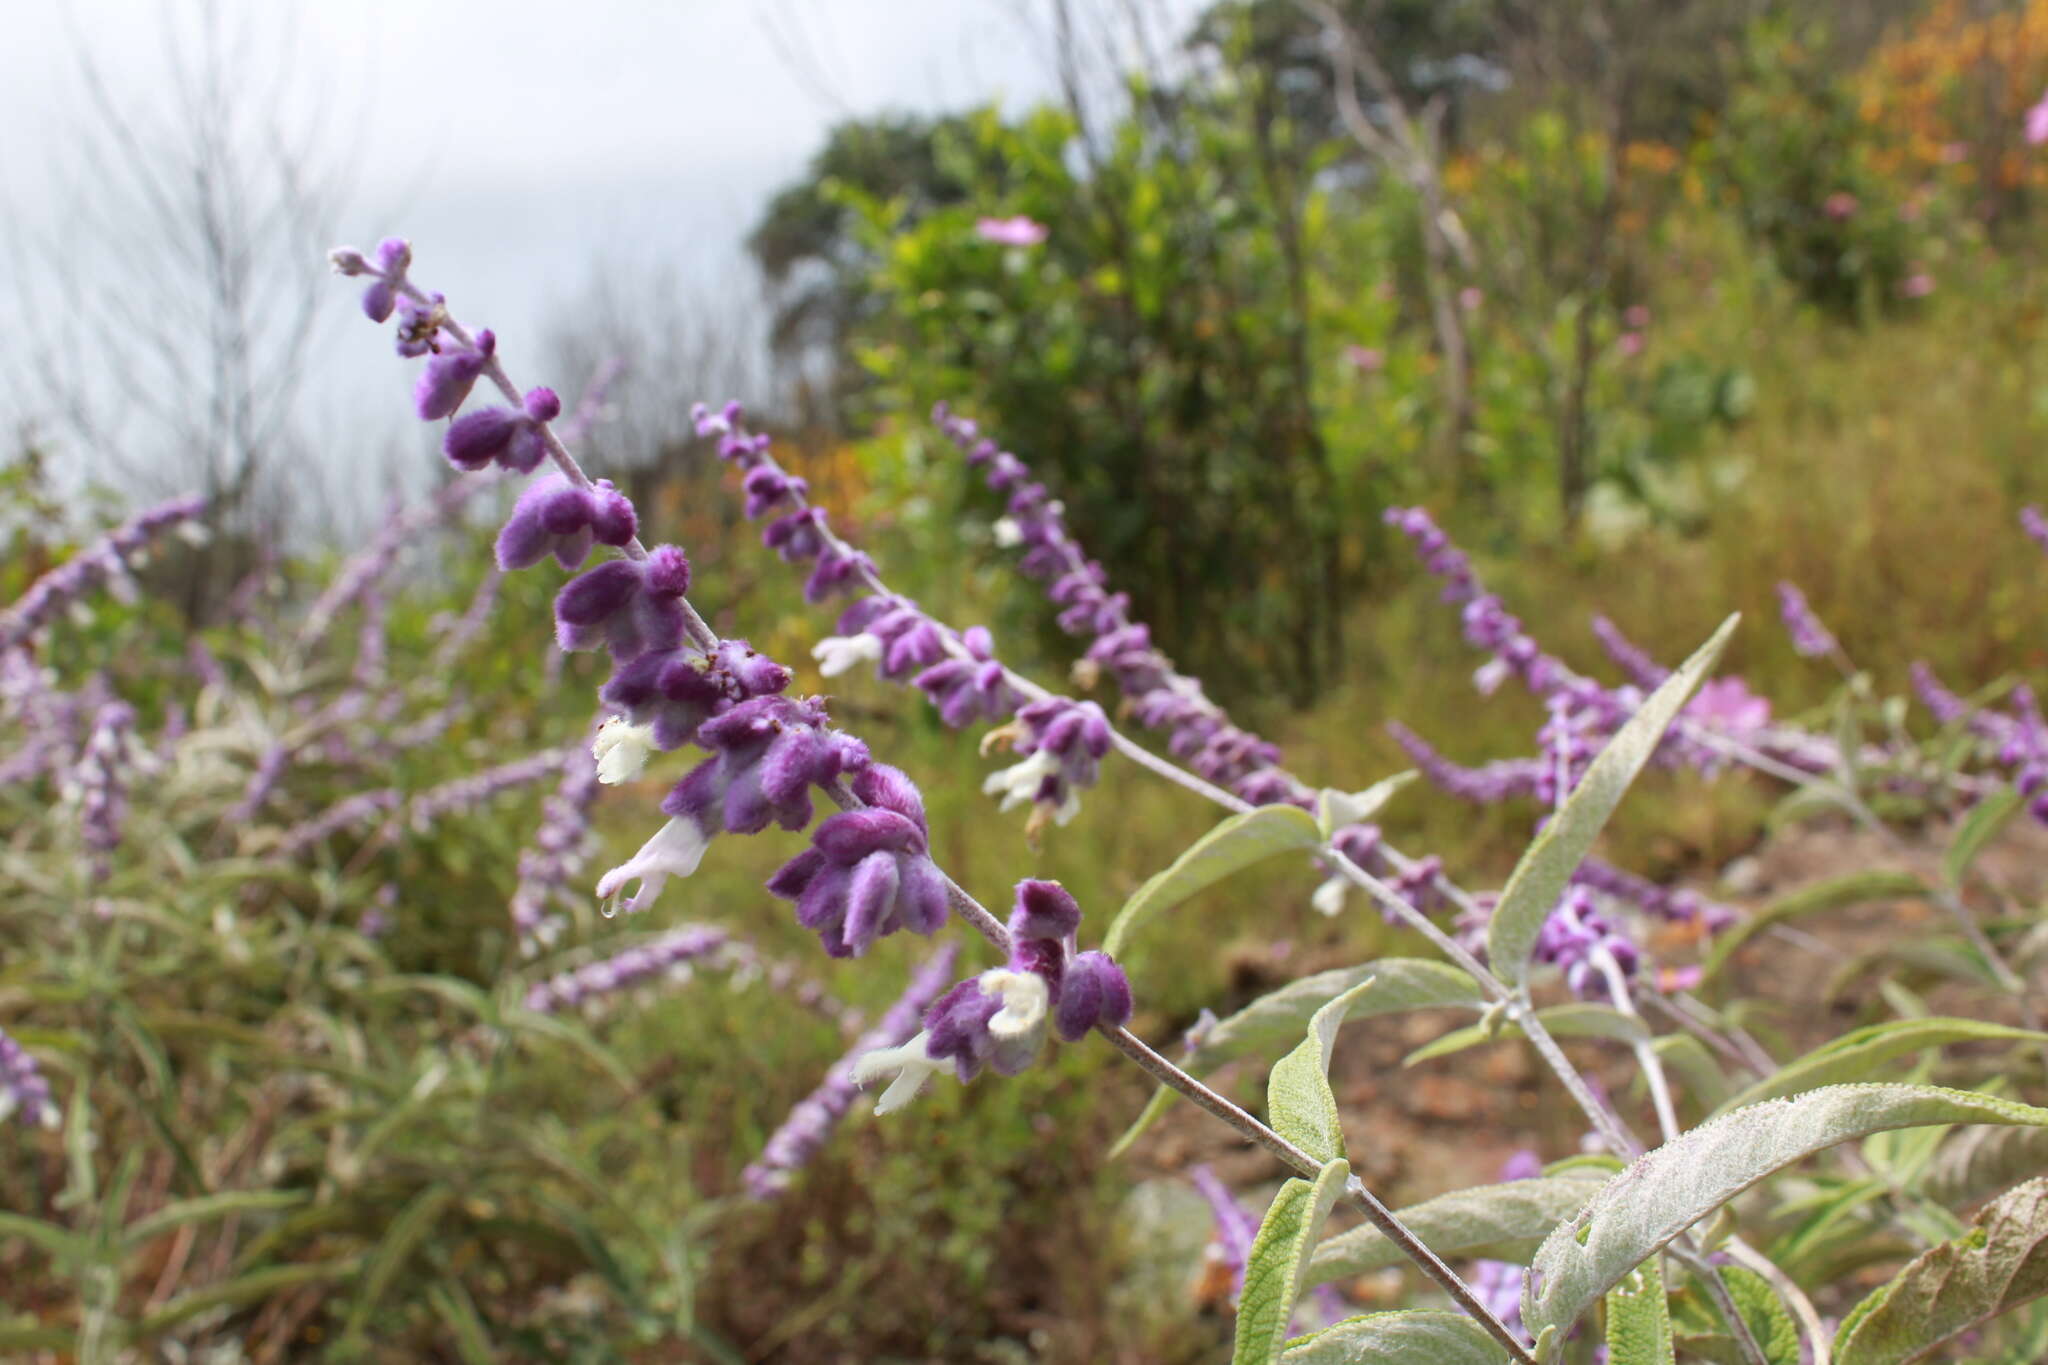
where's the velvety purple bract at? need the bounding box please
[413,329,495,420]
[554,546,689,657]
[663,695,868,839]
[1054,950,1132,1041]
[768,783,949,957]
[1009,878,1081,942]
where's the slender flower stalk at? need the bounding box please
[510,738,602,956]
[406,749,567,832]
[0,496,207,652]
[744,944,960,1199]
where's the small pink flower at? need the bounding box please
[1654,964,1703,994]
[1900,272,1934,299]
[2026,88,2048,146]
[976,216,1048,247]
[1623,304,1651,330]
[1685,677,1770,733]
[1617,331,1645,359]
[1823,191,1859,221]
[1343,344,1385,373]
[1458,286,1483,312]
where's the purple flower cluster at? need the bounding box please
[852,881,1131,1111]
[1533,887,1641,999]
[1775,581,1840,661]
[0,1027,58,1130]
[743,944,961,1200]
[0,495,207,653]
[274,788,402,860]
[2022,506,2048,557]
[982,698,1112,831]
[767,763,951,958]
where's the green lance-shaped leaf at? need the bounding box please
[122,1189,308,1249]
[1268,983,1374,1163]
[1405,1003,1649,1067]
[1928,1125,2048,1209]
[1489,616,1737,989]
[1835,1176,2048,1364]
[1103,805,1323,960]
[1701,869,1929,983]
[1110,960,1484,1159]
[1944,787,2024,889]
[1603,1255,1675,1365]
[1305,1167,1613,1289]
[1521,1084,2048,1354]
[1235,1159,1351,1365]
[1711,1018,2048,1116]
[1279,1310,1511,1363]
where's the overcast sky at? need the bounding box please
[3,0,1198,519]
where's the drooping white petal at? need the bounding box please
[981,749,1059,813]
[851,1030,948,1115]
[595,817,708,914]
[812,633,884,678]
[991,517,1025,547]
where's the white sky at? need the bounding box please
[2,0,1197,516]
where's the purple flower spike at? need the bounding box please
[1009,878,1082,942]
[497,475,638,572]
[768,767,950,958]
[1534,886,1640,998]
[1054,951,1132,1041]
[554,545,689,656]
[413,329,496,420]
[743,465,808,519]
[353,237,411,321]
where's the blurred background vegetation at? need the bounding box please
[9,0,2048,1360]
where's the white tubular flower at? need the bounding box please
[981,748,1060,813]
[981,969,1049,1043]
[594,817,708,915]
[592,715,658,785]
[811,633,884,678]
[852,1031,950,1115]
[991,516,1025,547]
[1310,875,1351,917]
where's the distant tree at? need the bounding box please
[746,115,980,426]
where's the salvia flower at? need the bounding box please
[2022,506,2048,557]
[1533,887,1640,999]
[598,697,868,914]
[330,236,411,322]
[496,473,638,572]
[443,386,562,473]
[554,545,691,657]
[914,627,1019,728]
[407,750,565,833]
[392,290,445,357]
[1775,581,1839,660]
[743,944,961,1199]
[853,879,1130,1111]
[600,637,792,762]
[0,1027,59,1130]
[982,697,1112,830]
[975,215,1048,246]
[413,328,496,420]
[767,764,950,958]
